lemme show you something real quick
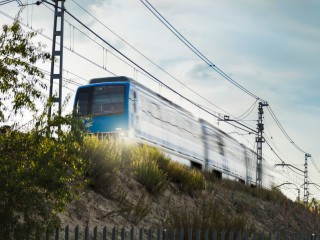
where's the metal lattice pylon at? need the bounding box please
[304,153,311,205]
[256,102,268,187]
[48,0,65,118]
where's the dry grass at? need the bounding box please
[78,137,317,237]
[166,161,206,194]
[81,135,133,196]
[165,193,253,239]
[131,145,168,195]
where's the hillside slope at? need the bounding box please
[58,170,316,237]
[58,137,318,238]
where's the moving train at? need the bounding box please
[74,76,274,188]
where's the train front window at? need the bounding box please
[92,85,126,116]
[75,89,89,116]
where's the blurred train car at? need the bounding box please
[201,119,250,182]
[74,76,274,188]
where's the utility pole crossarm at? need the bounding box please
[220,116,258,134]
[274,163,304,173]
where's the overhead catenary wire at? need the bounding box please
[140,0,315,154]
[265,139,286,164]
[2,4,237,132]
[70,0,234,118]
[140,0,263,101]
[0,10,117,80]
[234,99,258,120]
[264,122,298,165]
[139,0,314,168]
[266,106,309,154]
[40,1,260,133]
[22,0,259,137]
[310,157,320,175]
[0,0,15,6]
[2,5,242,131]
[38,65,85,89]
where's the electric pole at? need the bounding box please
[304,153,311,205]
[48,0,65,118]
[256,101,268,187]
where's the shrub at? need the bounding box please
[0,118,87,239]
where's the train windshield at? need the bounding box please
[75,88,90,116]
[75,85,126,116]
[92,85,125,115]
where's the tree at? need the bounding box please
[0,15,50,122]
[0,17,88,239]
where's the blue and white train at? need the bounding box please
[74,76,274,188]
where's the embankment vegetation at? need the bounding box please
[72,135,320,237]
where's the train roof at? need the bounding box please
[89,76,131,84]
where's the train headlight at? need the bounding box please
[115,128,128,138]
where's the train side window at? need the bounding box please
[133,91,137,113]
[217,134,225,156]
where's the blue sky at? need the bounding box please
[1,0,319,199]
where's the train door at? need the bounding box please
[129,87,139,134]
[217,133,228,171]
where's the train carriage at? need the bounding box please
[74,76,204,167]
[200,119,249,182]
[74,76,274,189]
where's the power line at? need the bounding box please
[139,0,314,173]
[38,65,84,89]
[69,0,234,118]
[266,106,309,154]
[0,0,15,6]
[140,0,263,101]
[32,1,261,138]
[234,99,258,120]
[0,10,117,80]
[264,122,298,165]
[310,157,320,174]
[55,3,268,139]
[265,139,285,164]
[39,3,119,77]
[46,3,246,128]
[9,2,231,125]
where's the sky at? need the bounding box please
[0,0,319,200]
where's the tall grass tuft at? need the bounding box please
[166,194,252,238]
[216,178,288,203]
[82,135,132,195]
[166,161,206,194]
[131,145,168,195]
